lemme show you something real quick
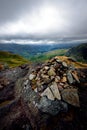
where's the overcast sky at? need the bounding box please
[0,0,87,44]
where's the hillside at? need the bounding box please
[0,51,29,68]
[66,43,87,62]
[0,43,80,59]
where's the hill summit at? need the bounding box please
[0,56,87,130]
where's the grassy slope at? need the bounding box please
[29,49,68,62]
[0,51,29,67]
[66,43,87,63]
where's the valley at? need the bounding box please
[0,43,87,68]
[0,43,87,130]
[0,43,80,59]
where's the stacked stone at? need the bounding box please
[29,57,80,107]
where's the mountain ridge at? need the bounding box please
[66,43,87,62]
[0,43,80,59]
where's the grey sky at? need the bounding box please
[0,0,87,44]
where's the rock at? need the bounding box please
[68,57,77,62]
[22,85,40,104]
[35,76,40,81]
[36,66,41,72]
[63,84,69,89]
[67,71,74,84]
[57,84,63,91]
[48,67,56,76]
[37,96,68,115]
[55,78,59,83]
[41,74,49,79]
[69,65,75,71]
[40,74,50,84]
[61,88,80,107]
[63,73,67,76]
[59,83,64,86]
[41,87,55,100]
[50,76,55,80]
[0,56,86,130]
[44,78,51,84]
[44,66,49,70]
[0,78,10,87]
[55,76,60,83]
[56,59,62,63]
[29,74,36,80]
[49,58,56,63]
[62,62,68,67]
[34,88,38,93]
[61,76,67,82]
[71,71,80,83]
[42,70,47,74]
[37,85,44,93]
[49,82,61,100]
[24,80,29,86]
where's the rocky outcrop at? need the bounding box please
[28,57,80,108]
[0,57,87,130]
[61,88,80,107]
[37,96,68,115]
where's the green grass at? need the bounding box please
[29,49,68,62]
[0,51,29,68]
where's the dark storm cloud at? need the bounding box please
[0,0,87,43]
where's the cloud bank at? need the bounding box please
[0,0,87,44]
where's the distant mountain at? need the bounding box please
[0,51,29,68]
[0,43,80,59]
[66,43,87,62]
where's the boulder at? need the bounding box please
[67,71,74,84]
[41,87,55,100]
[71,71,80,83]
[37,96,68,116]
[61,88,80,107]
[49,82,61,100]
